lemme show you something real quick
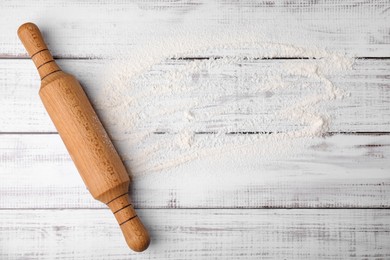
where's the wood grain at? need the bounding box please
[1,209,389,259]
[16,23,61,80]
[1,1,389,257]
[16,23,150,252]
[1,134,389,209]
[0,59,389,133]
[1,1,389,58]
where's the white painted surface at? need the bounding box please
[1,134,389,209]
[1,209,389,259]
[0,1,389,259]
[0,1,389,58]
[1,59,389,133]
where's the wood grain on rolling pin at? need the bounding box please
[17,22,149,252]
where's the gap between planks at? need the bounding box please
[1,207,390,210]
[0,132,389,135]
[1,56,390,60]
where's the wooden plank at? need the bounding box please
[1,59,389,133]
[0,134,389,209]
[0,209,389,259]
[1,1,389,58]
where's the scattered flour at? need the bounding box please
[95,31,354,176]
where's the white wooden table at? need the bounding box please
[1,1,389,259]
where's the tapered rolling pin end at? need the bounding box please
[17,23,61,80]
[17,22,35,36]
[121,216,150,252]
[17,22,48,57]
[108,194,150,252]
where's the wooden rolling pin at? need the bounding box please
[17,23,150,252]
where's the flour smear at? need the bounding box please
[95,30,354,176]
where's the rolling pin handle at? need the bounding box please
[17,23,61,80]
[107,194,150,251]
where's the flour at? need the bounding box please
[95,30,354,176]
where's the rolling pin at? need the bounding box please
[17,23,150,252]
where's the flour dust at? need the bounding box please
[95,33,354,176]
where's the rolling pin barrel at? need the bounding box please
[17,23,150,252]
